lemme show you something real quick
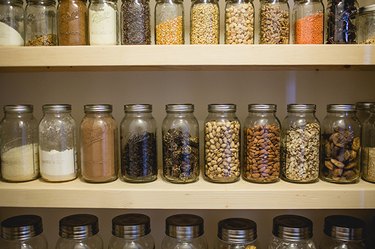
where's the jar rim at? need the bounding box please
[248,104,276,112]
[1,215,43,240]
[59,214,99,239]
[124,104,152,113]
[208,104,236,112]
[327,104,356,112]
[112,214,151,239]
[4,105,33,113]
[43,104,71,112]
[166,104,194,112]
[84,104,112,113]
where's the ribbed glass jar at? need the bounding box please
[356,102,374,125]
[358,4,375,44]
[225,0,254,44]
[0,0,24,45]
[155,0,184,44]
[362,105,375,183]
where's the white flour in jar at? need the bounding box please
[89,4,117,45]
[0,22,24,45]
[40,149,76,181]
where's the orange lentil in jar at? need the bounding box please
[295,12,323,44]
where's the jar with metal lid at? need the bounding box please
[88,0,118,45]
[281,104,320,183]
[120,104,157,183]
[321,104,361,184]
[80,104,118,183]
[0,105,39,182]
[56,214,103,249]
[356,102,374,124]
[39,104,77,182]
[190,0,219,44]
[155,0,184,44]
[225,0,254,44]
[216,218,258,249]
[362,105,375,183]
[162,104,199,184]
[204,104,241,183]
[0,215,48,249]
[25,0,57,46]
[358,4,375,44]
[161,214,208,249]
[0,0,24,45]
[268,215,316,249]
[259,0,289,44]
[320,215,366,249]
[243,104,281,183]
[108,213,155,249]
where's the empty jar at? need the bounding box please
[356,102,374,125]
[0,0,24,45]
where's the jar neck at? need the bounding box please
[208,111,237,119]
[261,0,288,3]
[157,0,182,3]
[167,112,194,118]
[5,112,33,119]
[327,111,356,118]
[125,112,153,118]
[287,111,316,118]
[27,0,56,5]
[248,111,276,117]
[85,112,112,118]
[226,0,252,3]
[193,0,218,4]
[0,0,23,5]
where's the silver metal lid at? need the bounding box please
[272,215,313,241]
[327,104,356,112]
[59,214,99,239]
[84,104,112,113]
[112,214,151,239]
[166,104,194,112]
[359,4,375,14]
[248,104,276,112]
[355,102,374,110]
[208,104,236,112]
[287,104,316,112]
[42,104,71,112]
[166,214,204,239]
[1,215,43,240]
[218,218,257,243]
[324,215,365,241]
[124,104,152,113]
[4,105,33,113]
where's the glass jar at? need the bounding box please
[120,104,157,183]
[362,105,375,183]
[56,214,103,249]
[321,104,361,184]
[80,104,118,183]
[292,0,324,44]
[356,102,374,125]
[88,0,118,45]
[268,215,316,249]
[162,104,199,183]
[216,218,258,249]
[161,214,208,249]
[259,0,289,44]
[225,0,254,44]
[108,213,155,249]
[204,104,241,183]
[358,4,375,44]
[57,0,87,45]
[281,104,320,183]
[39,104,77,182]
[25,0,57,46]
[326,0,358,44]
[320,215,366,249]
[121,0,151,45]
[190,0,219,44]
[0,0,24,45]
[155,0,184,45]
[243,104,281,183]
[0,215,48,249]
[0,105,39,182]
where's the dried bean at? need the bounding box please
[225,3,254,44]
[260,3,289,44]
[190,3,219,44]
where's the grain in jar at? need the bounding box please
[225,0,254,44]
[362,104,375,183]
[190,0,219,44]
[155,0,184,44]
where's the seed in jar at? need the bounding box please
[190,3,219,44]
[259,3,289,44]
[225,3,254,44]
[156,16,183,45]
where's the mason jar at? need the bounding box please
[225,0,254,44]
[80,104,118,183]
[108,213,155,249]
[0,215,48,249]
[356,102,374,125]
[268,215,316,249]
[0,105,39,182]
[162,104,199,183]
[321,104,361,184]
[161,214,208,249]
[190,0,219,44]
[243,104,281,183]
[358,4,375,44]
[204,104,241,183]
[216,218,258,249]
[25,0,57,46]
[320,215,366,249]
[362,105,375,183]
[281,104,320,183]
[56,214,103,249]
[120,104,157,183]
[0,0,24,45]
[155,0,184,44]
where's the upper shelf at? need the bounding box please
[0,45,374,71]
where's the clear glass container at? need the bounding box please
[80,104,118,183]
[0,0,24,45]
[108,213,155,249]
[121,0,151,45]
[268,215,316,249]
[190,0,220,44]
[292,0,324,44]
[155,0,184,44]
[0,105,39,182]
[320,215,366,249]
[162,104,199,183]
[358,4,375,44]
[259,0,289,44]
[56,214,103,249]
[204,104,241,183]
[161,214,208,249]
[216,218,258,249]
[0,215,48,249]
[25,0,57,46]
[88,0,118,45]
[362,105,375,183]
[120,104,157,183]
[225,0,254,44]
[281,104,320,183]
[39,104,77,182]
[355,102,374,125]
[243,104,281,183]
[321,104,361,184]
